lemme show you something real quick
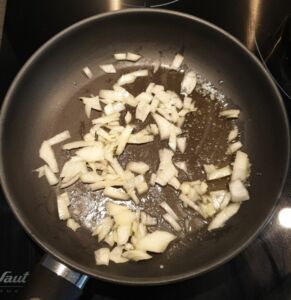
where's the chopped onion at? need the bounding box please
[92,113,120,125]
[229,179,250,202]
[130,69,148,77]
[204,164,232,180]
[99,64,116,73]
[177,137,187,153]
[128,133,154,144]
[60,174,80,188]
[208,203,240,231]
[155,149,178,186]
[136,102,152,122]
[125,111,132,124]
[104,231,115,247]
[226,141,242,155]
[168,130,177,151]
[126,161,150,174]
[57,193,70,220]
[114,53,126,60]
[170,53,184,70]
[146,82,155,94]
[62,140,97,150]
[83,66,93,79]
[126,52,141,62]
[117,74,137,86]
[175,161,187,173]
[136,230,176,253]
[39,141,59,173]
[219,109,240,118]
[149,124,159,135]
[149,173,156,186]
[76,144,104,162]
[210,190,231,210]
[60,158,86,179]
[231,151,250,182]
[168,177,180,190]
[160,201,178,220]
[135,175,149,194]
[48,130,71,146]
[152,60,160,73]
[36,165,59,185]
[110,246,128,263]
[228,126,239,142]
[104,187,129,200]
[116,125,133,155]
[92,217,114,241]
[66,218,80,231]
[94,248,110,266]
[181,71,197,95]
[152,113,172,140]
[116,225,131,245]
[140,212,157,226]
[163,213,182,231]
[152,84,165,95]
[122,250,152,261]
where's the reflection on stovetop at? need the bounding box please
[1,0,291,299]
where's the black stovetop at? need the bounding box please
[1,1,291,299]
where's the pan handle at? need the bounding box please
[19,255,89,300]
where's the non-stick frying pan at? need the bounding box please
[0,8,289,300]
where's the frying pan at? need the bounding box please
[0,8,289,300]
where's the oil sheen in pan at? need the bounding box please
[62,66,238,252]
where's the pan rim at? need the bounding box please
[0,8,290,285]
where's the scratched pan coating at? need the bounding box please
[0,9,289,284]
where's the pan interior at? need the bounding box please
[0,10,289,284]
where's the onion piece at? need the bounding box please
[168,177,180,190]
[126,162,150,174]
[152,60,160,73]
[104,187,129,200]
[210,190,231,210]
[126,52,141,62]
[181,71,197,95]
[226,141,242,155]
[57,193,70,220]
[219,109,240,118]
[179,194,204,217]
[117,74,136,86]
[116,225,131,245]
[149,124,159,135]
[160,201,178,220]
[60,158,86,178]
[136,102,152,122]
[231,151,250,182]
[122,250,152,261]
[110,246,128,263]
[62,140,97,150]
[94,248,110,266]
[60,175,80,188]
[99,64,116,73]
[170,53,184,70]
[168,130,177,151]
[83,66,93,79]
[156,148,178,186]
[128,133,154,144]
[146,82,155,94]
[92,113,120,125]
[76,144,104,162]
[152,84,165,95]
[66,218,80,231]
[116,125,133,155]
[39,141,59,173]
[140,212,157,226]
[163,213,182,231]
[177,137,187,153]
[204,164,232,180]
[125,111,132,124]
[89,179,124,190]
[114,53,126,60]
[152,113,172,140]
[136,230,176,253]
[48,130,71,146]
[36,165,59,185]
[229,179,250,202]
[175,161,187,174]
[104,231,115,247]
[228,126,239,142]
[92,217,114,241]
[149,173,156,186]
[134,175,148,194]
[130,69,149,77]
[208,203,240,231]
